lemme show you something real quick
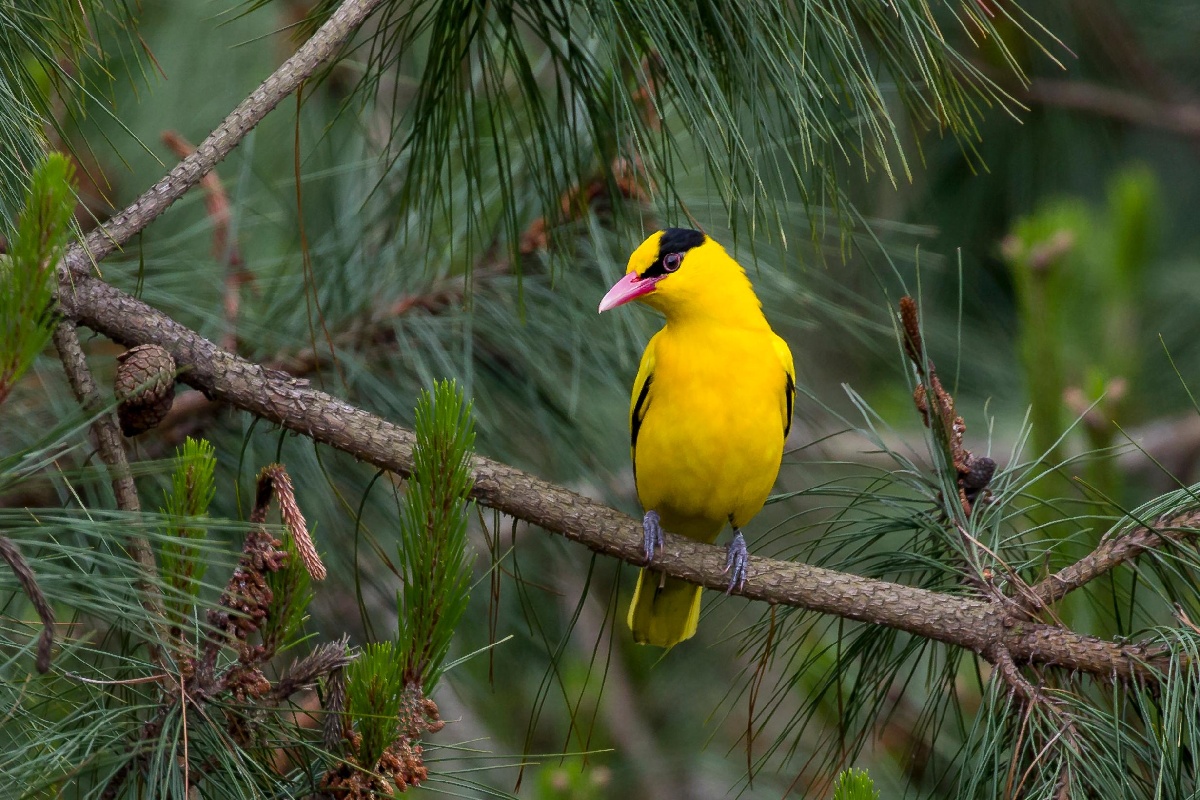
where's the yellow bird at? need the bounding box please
[599,228,795,647]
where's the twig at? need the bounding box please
[1027,509,1200,610]
[57,272,1173,682]
[51,322,170,674]
[1024,78,1200,139]
[0,535,55,672]
[60,0,386,277]
[993,645,1081,800]
[161,130,249,353]
[899,297,1007,608]
[52,324,142,514]
[898,297,996,517]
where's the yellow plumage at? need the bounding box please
[599,229,795,647]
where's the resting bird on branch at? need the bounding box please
[600,228,795,647]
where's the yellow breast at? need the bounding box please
[633,322,787,541]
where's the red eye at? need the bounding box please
[663,252,682,272]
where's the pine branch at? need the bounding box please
[57,271,1180,683]
[1027,508,1200,609]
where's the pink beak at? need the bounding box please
[598,272,660,313]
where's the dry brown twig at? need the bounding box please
[899,296,997,518]
[898,296,1013,598]
[161,130,253,353]
[0,535,55,673]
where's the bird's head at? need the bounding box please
[599,228,760,322]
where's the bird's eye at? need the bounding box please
[663,252,683,272]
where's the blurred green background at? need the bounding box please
[6,0,1200,797]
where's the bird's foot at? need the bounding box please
[723,530,749,594]
[642,510,665,565]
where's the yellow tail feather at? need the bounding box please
[627,568,703,648]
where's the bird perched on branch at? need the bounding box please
[599,228,795,647]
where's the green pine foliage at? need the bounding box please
[345,640,409,767]
[396,379,477,692]
[159,437,216,627]
[337,380,477,790]
[0,152,73,406]
[831,768,879,800]
[0,2,145,225]
[263,528,315,656]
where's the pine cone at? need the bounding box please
[114,344,176,436]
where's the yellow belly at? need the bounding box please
[633,324,786,542]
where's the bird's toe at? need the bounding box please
[642,510,665,565]
[723,530,749,593]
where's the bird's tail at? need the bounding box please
[627,568,703,648]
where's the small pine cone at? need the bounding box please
[962,456,997,494]
[114,344,176,436]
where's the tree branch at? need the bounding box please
[56,272,1169,682]
[1028,509,1200,609]
[60,0,384,277]
[52,323,143,515]
[1024,78,1200,138]
[52,321,170,674]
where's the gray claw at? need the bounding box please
[723,530,749,593]
[642,510,665,565]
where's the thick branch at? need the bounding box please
[61,0,384,276]
[57,273,1165,681]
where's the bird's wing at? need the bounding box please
[773,334,796,439]
[629,332,659,457]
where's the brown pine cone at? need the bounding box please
[114,344,176,436]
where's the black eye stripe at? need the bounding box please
[639,227,706,279]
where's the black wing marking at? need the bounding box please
[784,372,795,439]
[631,374,653,451]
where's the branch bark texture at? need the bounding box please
[57,273,1165,681]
